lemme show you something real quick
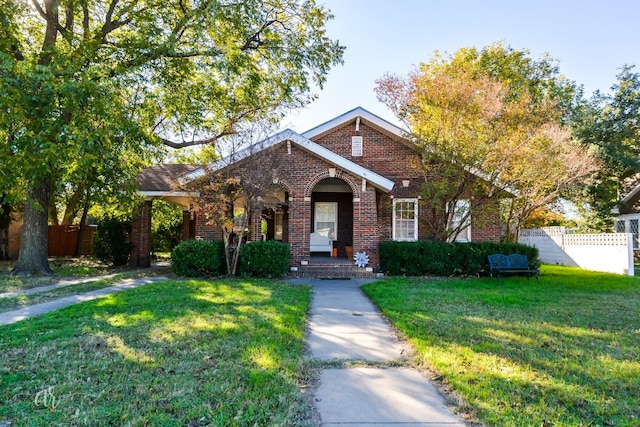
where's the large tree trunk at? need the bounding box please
[0,196,11,261]
[13,177,53,275]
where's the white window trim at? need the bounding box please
[448,200,471,242]
[392,198,418,241]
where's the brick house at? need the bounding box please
[135,107,502,273]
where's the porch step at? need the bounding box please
[289,263,382,279]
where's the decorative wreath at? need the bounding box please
[354,251,369,268]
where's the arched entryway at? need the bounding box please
[310,177,354,259]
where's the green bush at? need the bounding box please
[239,240,290,278]
[379,240,539,277]
[171,239,225,277]
[95,216,133,266]
[152,221,183,253]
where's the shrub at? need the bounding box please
[171,239,225,277]
[151,200,184,253]
[152,221,183,253]
[95,216,133,266]
[379,240,539,277]
[239,240,290,278]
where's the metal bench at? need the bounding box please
[488,253,539,283]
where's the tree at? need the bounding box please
[0,196,11,260]
[376,42,600,241]
[572,65,640,227]
[193,124,286,276]
[0,0,344,274]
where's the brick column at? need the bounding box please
[181,210,191,240]
[130,200,152,268]
[194,211,223,241]
[353,187,379,268]
[250,210,262,241]
[288,195,311,266]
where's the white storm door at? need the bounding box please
[315,202,337,240]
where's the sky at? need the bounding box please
[281,0,640,133]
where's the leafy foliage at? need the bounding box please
[94,216,134,266]
[376,42,600,241]
[192,124,290,276]
[379,240,538,276]
[171,239,225,277]
[0,0,344,274]
[572,65,640,227]
[151,201,184,253]
[240,240,291,278]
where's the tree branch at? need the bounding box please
[160,129,236,149]
[241,19,279,51]
[38,0,59,65]
[81,0,90,38]
[30,0,47,19]
[105,0,119,24]
[99,16,134,40]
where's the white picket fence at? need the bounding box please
[519,226,634,276]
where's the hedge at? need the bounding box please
[171,240,225,277]
[239,240,290,278]
[379,240,539,277]
[95,216,133,266]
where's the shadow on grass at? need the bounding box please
[363,266,640,427]
[0,278,312,426]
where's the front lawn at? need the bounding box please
[1,258,114,293]
[0,279,311,426]
[363,265,640,427]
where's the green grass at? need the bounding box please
[0,276,135,313]
[0,279,312,427]
[0,258,111,293]
[363,265,640,427]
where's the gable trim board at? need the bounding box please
[302,106,408,141]
[180,128,395,192]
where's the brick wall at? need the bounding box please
[185,120,502,268]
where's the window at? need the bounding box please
[393,199,418,241]
[615,220,626,233]
[449,200,471,242]
[274,212,283,241]
[315,202,337,239]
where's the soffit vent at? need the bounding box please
[352,136,363,157]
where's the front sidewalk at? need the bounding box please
[0,275,169,325]
[295,278,468,426]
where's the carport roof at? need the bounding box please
[137,164,199,193]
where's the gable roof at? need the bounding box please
[181,128,395,192]
[302,107,515,195]
[137,163,199,193]
[302,106,409,141]
[614,181,640,214]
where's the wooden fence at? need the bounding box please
[48,225,97,256]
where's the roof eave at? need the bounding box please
[302,107,408,140]
[181,128,395,192]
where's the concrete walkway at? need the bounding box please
[0,261,170,299]
[0,276,169,325]
[290,278,467,427]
